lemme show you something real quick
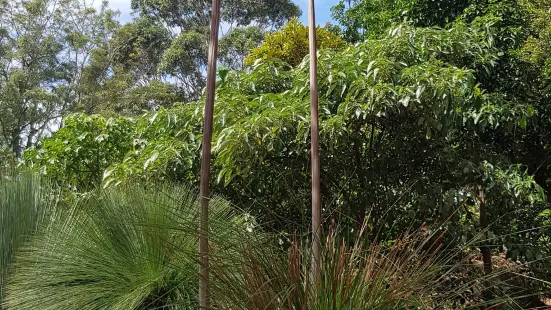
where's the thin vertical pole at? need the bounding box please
[199,0,221,307]
[308,0,322,281]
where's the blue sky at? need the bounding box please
[104,0,340,25]
[297,0,340,25]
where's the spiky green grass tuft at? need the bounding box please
[1,172,56,308]
[3,184,245,310]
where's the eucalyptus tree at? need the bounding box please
[77,16,180,115]
[130,0,300,31]
[218,26,263,70]
[0,0,119,157]
[128,0,301,100]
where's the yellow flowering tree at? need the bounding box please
[244,18,345,67]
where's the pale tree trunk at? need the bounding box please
[199,0,221,308]
[308,0,322,283]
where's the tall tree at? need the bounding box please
[77,16,178,115]
[130,0,300,31]
[128,0,301,101]
[0,0,118,156]
[219,26,263,70]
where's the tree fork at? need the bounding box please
[199,0,221,307]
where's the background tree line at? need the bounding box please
[0,0,301,158]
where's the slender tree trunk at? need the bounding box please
[308,0,322,283]
[478,186,494,301]
[11,132,22,158]
[478,186,492,275]
[26,123,37,150]
[199,0,221,308]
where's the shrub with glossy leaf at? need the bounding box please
[24,114,136,190]
[3,185,247,310]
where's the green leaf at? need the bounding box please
[143,152,159,170]
[519,115,527,128]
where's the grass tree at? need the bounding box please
[0,172,57,307]
[4,184,250,310]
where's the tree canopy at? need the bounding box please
[0,0,119,156]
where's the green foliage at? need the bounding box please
[0,0,120,155]
[111,17,171,80]
[0,0,300,126]
[118,0,300,103]
[0,173,56,307]
[465,162,547,261]
[244,18,346,67]
[0,148,16,171]
[24,115,136,190]
[159,29,208,102]
[19,0,551,294]
[77,16,181,114]
[3,184,250,310]
[521,0,551,79]
[4,179,534,308]
[331,0,470,41]
[23,110,201,190]
[220,0,301,29]
[102,108,200,187]
[130,0,300,30]
[26,19,537,234]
